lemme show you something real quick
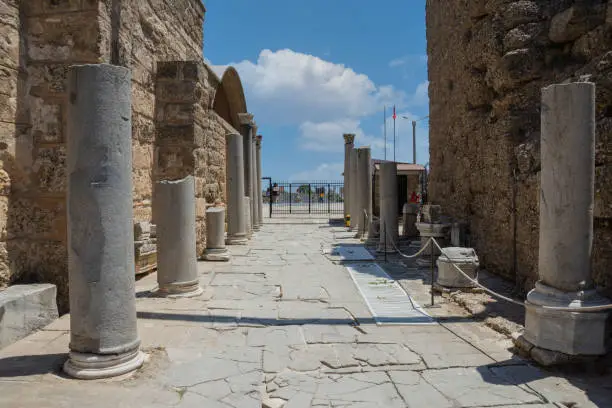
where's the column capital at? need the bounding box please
[343,133,356,144]
[238,113,255,127]
[256,135,262,146]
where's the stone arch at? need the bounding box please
[212,66,247,130]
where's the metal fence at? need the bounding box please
[262,180,344,216]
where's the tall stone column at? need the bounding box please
[343,134,355,222]
[524,82,609,359]
[154,176,202,297]
[348,148,359,230]
[378,162,398,252]
[256,135,263,226]
[226,132,248,244]
[64,64,144,379]
[251,135,259,230]
[239,113,254,235]
[356,147,372,238]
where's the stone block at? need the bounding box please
[0,66,18,97]
[436,247,479,288]
[7,196,66,241]
[0,20,19,70]
[26,11,102,62]
[23,0,96,16]
[156,80,202,104]
[420,204,441,223]
[32,145,67,193]
[156,124,204,147]
[0,284,59,350]
[549,4,606,44]
[155,145,195,176]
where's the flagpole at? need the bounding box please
[393,105,396,162]
[383,106,387,161]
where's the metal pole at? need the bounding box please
[384,106,387,161]
[393,109,396,163]
[308,183,311,214]
[328,183,331,214]
[412,120,417,164]
[289,183,292,214]
[269,179,272,218]
[430,238,435,306]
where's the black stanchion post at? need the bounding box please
[430,238,435,306]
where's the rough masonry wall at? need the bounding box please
[427,0,612,294]
[0,0,223,312]
[155,61,228,256]
[0,0,20,288]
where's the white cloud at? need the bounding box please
[410,81,429,107]
[298,118,385,153]
[214,49,406,125]
[289,162,344,181]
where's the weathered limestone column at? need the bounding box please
[226,132,248,244]
[343,133,355,222]
[251,135,259,231]
[356,147,372,238]
[524,82,609,359]
[239,113,254,235]
[256,135,264,226]
[204,207,230,261]
[154,176,202,297]
[244,196,252,239]
[64,64,144,379]
[348,148,359,230]
[378,162,398,252]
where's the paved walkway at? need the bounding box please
[0,219,610,407]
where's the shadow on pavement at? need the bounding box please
[0,353,66,378]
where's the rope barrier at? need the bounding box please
[336,218,612,313]
[429,238,612,313]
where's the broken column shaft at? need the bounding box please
[204,207,230,261]
[154,175,202,297]
[64,64,144,379]
[524,82,609,358]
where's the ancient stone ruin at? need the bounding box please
[426,0,612,295]
[0,0,263,314]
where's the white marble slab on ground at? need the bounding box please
[346,263,436,325]
[323,245,375,261]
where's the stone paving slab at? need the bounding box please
[0,219,609,407]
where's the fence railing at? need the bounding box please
[263,180,344,216]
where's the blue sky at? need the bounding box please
[203,0,429,181]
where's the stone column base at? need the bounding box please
[524,282,609,356]
[63,349,145,380]
[204,248,230,262]
[226,234,248,245]
[153,279,203,298]
[513,333,602,367]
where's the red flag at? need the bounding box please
[392,105,397,120]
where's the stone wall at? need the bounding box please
[426,0,612,294]
[0,0,232,312]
